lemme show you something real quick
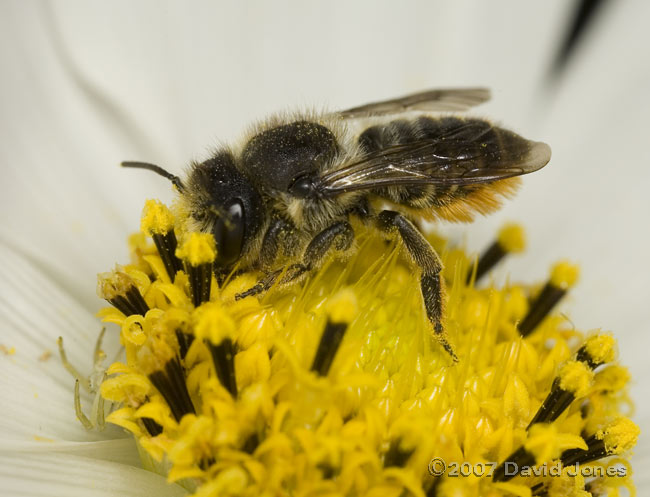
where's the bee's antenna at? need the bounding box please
[121,161,184,192]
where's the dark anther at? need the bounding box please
[383,439,414,468]
[108,285,149,316]
[141,417,163,436]
[149,358,196,422]
[152,231,183,282]
[208,338,238,397]
[468,240,506,284]
[187,262,213,307]
[518,283,566,337]
[310,320,348,376]
[492,446,535,482]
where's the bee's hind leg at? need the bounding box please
[376,210,458,362]
[235,221,354,300]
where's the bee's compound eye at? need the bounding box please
[213,199,245,266]
[288,175,314,198]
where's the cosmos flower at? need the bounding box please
[1,1,649,496]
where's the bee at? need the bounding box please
[123,88,551,359]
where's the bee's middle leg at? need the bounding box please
[235,221,354,300]
[376,210,457,361]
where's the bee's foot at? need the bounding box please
[235,270,281,300]
[235,286,262,301]
[434,322,458,363]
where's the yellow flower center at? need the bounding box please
[82,200,638,496]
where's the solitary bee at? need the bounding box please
[124,88,551,359]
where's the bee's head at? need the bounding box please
[121,152,265,268]
[185,151,265,267]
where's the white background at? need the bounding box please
[1,0,649,480]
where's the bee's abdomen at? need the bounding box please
[358,116,521,209]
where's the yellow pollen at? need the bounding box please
[547,471,589,497]
[550,260,580,289]
[593,365,630,392]
[176,232,216,266]
[558,360,593,397]
[96,268,133,300]
[141,199,175,235]
[584,332,616,364]
[325,287,358,324]
[597,417,640,454]
[100,373,151,403]
[497,223,526,253]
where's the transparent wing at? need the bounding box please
[315,121,551,197]
[337,88,491,119]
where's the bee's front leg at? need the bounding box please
[376,210,458,362]
[235,221,354,300]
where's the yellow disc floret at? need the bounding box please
[598,417,640,455]
[525,423,587,463]
[583,333,617,365]
[193,302,236,344]
[497,223,526,253]
[90,199,638,497]
[550,261,580,289]
[176,232,216,266]
[325,288,358,324]
[141,199,175,235]
[558,360,594,397]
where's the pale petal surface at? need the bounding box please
[1,0,649,493]
[0,451,186,497]
[0,243,123,442]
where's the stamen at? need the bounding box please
[148,358,196,422]
[518,261,579,336]
[209,339,237,396]
[576,333,616,369]
[528,334,613,429]
[560,417,639,466]
[175,329,194,360]
[97,269,149,316]
[493,445,536,482]
[528,360,593,427]
[242,433,260,454]
[194,303,238,397]
[493,424,587,482]
[383,438,414,467]
[494,335,614,482]
[468,223,525,284]
[141,199,183,281]
[141,417,163,436]
[176,233,216,307]
[310,289,357,376]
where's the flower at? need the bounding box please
[88,201,638,496]
[1,1,650,496]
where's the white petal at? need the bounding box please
[436,1,650,427]
[0,451,186,497]
[522,1,650,422]
[0,1,174,309]
[1,439,140,467]
[0,242,123,441]
[631,430,650,486]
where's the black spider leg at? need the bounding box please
[376,210,458,362]
[236,221,354,300]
